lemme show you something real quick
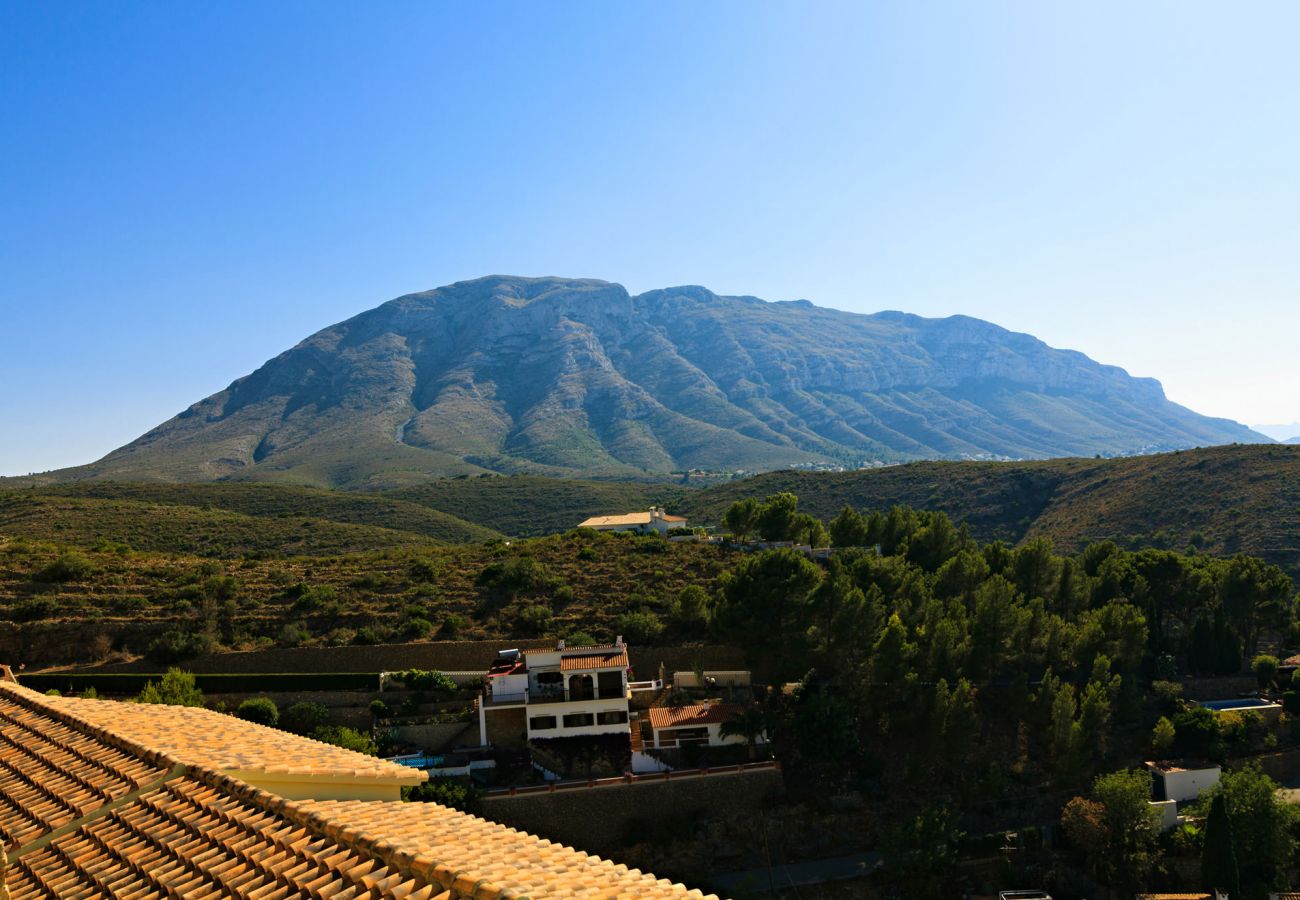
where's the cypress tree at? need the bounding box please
[1201,793,1240,897]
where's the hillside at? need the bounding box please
[21,275,1265,487]
[18,481,501,545]
[384,475,687,537]
[681,443,1300,576]
[0,493,452,557]
[0,530,734,666]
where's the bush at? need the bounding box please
[281,701,329,735]
[404,777,479,812]
[236,696,280,727]
[11,597,57,623]
[402,617,434,638]
[369,699,393,719]
[516,604,553,635]
[616,610,665,645]
[34,551,97,583]
[137,668,204,707]
[1284,691,1300,715]
[409,557,443,581]
[438,614,464,638]
[353,625,391,645]
[311,725,377,755]
[394,669,458,697]
[146,629,216,664]
[1253,654,1280,688]
[276,622,312,648]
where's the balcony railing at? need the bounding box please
[484,685,628,706]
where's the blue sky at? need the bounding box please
[2,1,1298,475]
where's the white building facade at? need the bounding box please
[478,641,632,744]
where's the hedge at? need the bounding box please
[20,672,381,695]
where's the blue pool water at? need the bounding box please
[1199,698,1275,710]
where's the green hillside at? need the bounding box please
[680,444,1300,576]
[384,475,688,537]
[0,493,452,557]
[13,482,501,545]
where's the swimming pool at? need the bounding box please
[1199,698,1279,711]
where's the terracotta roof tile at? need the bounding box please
[649,703,746,730]
[0,678,716,899]
[577,512,686,527]
[35,689,422,785]
[559,650,629,671]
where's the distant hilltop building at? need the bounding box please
[578,506,687,535]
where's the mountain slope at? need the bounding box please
[679,443,1300,577]
[41,276,1266,487]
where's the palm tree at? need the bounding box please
[720,708,768,759]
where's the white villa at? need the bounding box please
[645,702,753,749]
[577,507,687,535]
[477,639,632,744]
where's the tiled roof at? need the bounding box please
[578,512,686,527]
[1134,894,1212,900]
[38,691,422,785]
[559,650,630,671]
[300,799,709,898]
[649,703,746,730]
[0,679,716,899]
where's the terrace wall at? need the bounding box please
[478,766,784,856]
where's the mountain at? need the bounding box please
[37,275,1266,487]
[678,443,1300,578]
[1252,423,1300,442]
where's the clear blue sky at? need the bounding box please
[3,1,1298,475]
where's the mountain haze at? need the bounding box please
[56,276,1264,487]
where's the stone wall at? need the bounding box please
[478,767,784,857]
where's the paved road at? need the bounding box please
[707,851,882,895]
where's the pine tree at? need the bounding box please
[1201,793,1240,897]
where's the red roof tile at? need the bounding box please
[649,703,746,730]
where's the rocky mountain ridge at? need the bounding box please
[47,275,1265,487]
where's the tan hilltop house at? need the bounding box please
[0,664,717,899]
[577,507,686,536]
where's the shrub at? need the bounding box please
[402,617,434,638]
[11,597,57,623]
[616,610,665,645]
[235,696,280,727]
[403,777,479,812]
[409,558,443,581]
[137,668,204,707]
[516,604,553,636]
[276,622,312,648]
[438,614,464,638]
[1253,654,1280,688]
[281,701,329,735]
[1152,716,1176,755]
[353,625,391,645]
[290,584,338,613]
[1284,691,1300,715]
[146,629,215,664]
[395,669,458,697]
[35,552,97,583]
[311,725,377,756]
[369,699,393,719]
[576,546,597,562]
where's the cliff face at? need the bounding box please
[75,275,1264,487]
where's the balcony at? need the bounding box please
[484,684,628,706]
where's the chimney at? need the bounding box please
[616,634,624,648]
[557,639,566,651]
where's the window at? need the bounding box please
[529,715,557,731]
[597,671,624,699]
[568,674,594,701]
[597,710,628,725]
[562,712,595,728]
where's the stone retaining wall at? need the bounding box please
[478,767,784,856]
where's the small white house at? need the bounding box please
[577,507,687,536]
[1145,758,1222,804]
[645,702,756,750]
